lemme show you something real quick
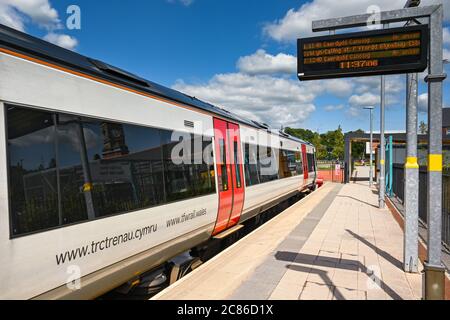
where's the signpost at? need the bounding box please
[298,25,428,81]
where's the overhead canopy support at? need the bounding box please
[312,5,437,31]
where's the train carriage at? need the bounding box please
[0,24,317,299]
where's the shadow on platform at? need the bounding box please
[274,228,406,300]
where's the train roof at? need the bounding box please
[0,24,312,147]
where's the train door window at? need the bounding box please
[295,151,304,175]
[258,146,279,183]
[234,141,242,188]
[278,149,291,178]
[244,143,260,187]
[307,153,315,172]
[7,105,59,235]
[218,138,228,191]
[313,153,317,172]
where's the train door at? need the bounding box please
[212,118,245,235]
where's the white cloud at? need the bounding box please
[444,48,450,61]
[237,49,296,75]
[353,75,404,95]
[346,106,362,118]
[344,75,405,118]
[0,0,61,30]
[264,0,403,42]
[444,27,450,46]
[0,0,78,50]
[324,104,344,112]
[264,0,449,42]
[43,32,78,50]
[418,93,428,113]
[173,73,321,128]
[319,79,354,98]
[0,2,24,31]
[349,92,380,108]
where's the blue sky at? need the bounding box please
[1,0,449,134]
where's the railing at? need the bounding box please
[391,164,450,248]
[316,161,345,183]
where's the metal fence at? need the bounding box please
[316,161,345,183]
[392,164,450,248]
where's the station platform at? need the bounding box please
[153,175,427,300]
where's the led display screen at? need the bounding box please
[298,25,428,81]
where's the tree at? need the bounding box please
[284,127,317,142]
[320,126,344,160]
[351,142,365,160]
[285,126,345,160]
[419,121,427,134]
[285,127,326,159]
[346,129,365,160]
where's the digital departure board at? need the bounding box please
[297,25,428,81]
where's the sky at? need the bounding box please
[0,0,449,134]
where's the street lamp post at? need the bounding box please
[364,106,375,188]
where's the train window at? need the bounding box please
[279,150,298,178]
[244,143,260,187]
[54,114,91,225]
[199,137,216,195]
[295,152,304,175]
[234,141,242,188]
[84,121,165,216]
[7,106,59,235]
[258,146,279,183]
[6,104,216,237]
[279,150,290,178]
[190,135,216,197]
[161,131,216,201]
[307,153,316,172]
[218,139,228,191]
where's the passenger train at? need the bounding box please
[0,24,317,299]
